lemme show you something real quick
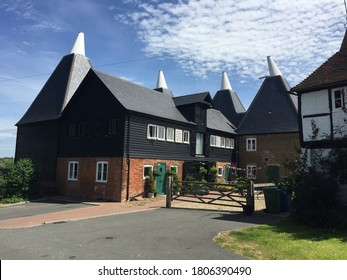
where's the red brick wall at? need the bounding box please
[122,158,185,201]
[238,133,300,183]
[56,157,124,201]
[56,157,184,202]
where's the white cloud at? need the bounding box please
[120,0,345,85]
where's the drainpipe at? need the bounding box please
[126,111,131,201]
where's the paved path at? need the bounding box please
[0,196,283,259]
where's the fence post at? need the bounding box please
[246,181,255,213]
[166,175,172,208]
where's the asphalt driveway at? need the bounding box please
[0,207,281,260]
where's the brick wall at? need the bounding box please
[56,157,123,201]
[122,158,185,201]
[238,133,300,183]
[56,157,185,202]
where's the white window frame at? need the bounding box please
[166,127,175,142]
[183,130,190,144]
[220,137,225,148]
[170,165,178,174]
[143,165,153,179]
[175,129,183,143]
[157,126,166,141]
[96,161,108,183]
[217,166,223,177]
[246,138,257,151]
[210,135,217,147]
[225,138,231,149]
[230,139,235,149]
[246,165,257,179]
[334,89,343,109]
[147,124,157,140]
[68,161,79,181]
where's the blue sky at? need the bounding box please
[0,0,346,157]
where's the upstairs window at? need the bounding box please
[175,129,183,143]
[167,128,175,142]
[183,130,190,144]
[147,124,157,139]
[108,119,118,135]
[246,138,256,151]
[334,89,344,109]
[210,135,217,147]
[157,126,166,141]
[68,124,76,138]
[78,123,85,137]
[96,161,108,182]
[220,137,225,148]
[68,161,79,181]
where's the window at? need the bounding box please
[230,139,235,149]
[78,123,85,137]
[220,137,225,148]
[334,89,344,109]
[96,161,108,182]
[217,166,223,177]
[157,126,166,141]
[183,130,190,144]
[108,119,118,135]
[143,165,153,179]
[147,124,157,139]
[167,128,174,142]
[246,138,256,151]
[170,165,178,174]
[175,129,183,143]
[195,133,204,155]
[246,165,257,179]
[210,135,217,147]
[68,124,76,138]
[68,161,78,181]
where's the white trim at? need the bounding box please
[170,165,178,174]
[143,165,153,179]
[217,166,223,177]
[147,124,157,140]
[68,161,79,181]
[166,127,175,142]
[157,126,166,141]
[246,138,257,151]
[183,130,190,144]
[96,161,108,183]
[246,164,257,179]
[175,129,183,143]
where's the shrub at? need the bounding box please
[5,158,42,199]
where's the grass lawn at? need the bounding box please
[214,218,347,260]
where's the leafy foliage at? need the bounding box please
[4,158,42,199]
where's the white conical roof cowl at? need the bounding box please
[70,32,85,56]
[267,56,282,76]
[221,71,233,91]
[156,70,168,89]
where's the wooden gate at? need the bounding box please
[166,179,254,214]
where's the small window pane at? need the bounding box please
[157,126,166,141]
[143,165,153,179]
[167,128,174,142]
[183,131,190,143]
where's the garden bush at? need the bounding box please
[5,158,42,199]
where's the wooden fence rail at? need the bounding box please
[166,177,254,215]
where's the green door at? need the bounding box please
[156,163,166,194]
[267,165,280,183]
[225,165,231,182]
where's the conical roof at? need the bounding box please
[17,34,91,125]
[213,72,246,127]
[237,75,298,135]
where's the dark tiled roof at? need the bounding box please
[173,92,212,106]
[237,76,298,135]
[17,54,91,125]
[213,89,246,127]
[94,70,192,124]
[207,108,236,134]
[292,32,347,92]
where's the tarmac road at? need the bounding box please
[0,207,281,260]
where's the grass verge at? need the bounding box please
[214,218,347,260]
